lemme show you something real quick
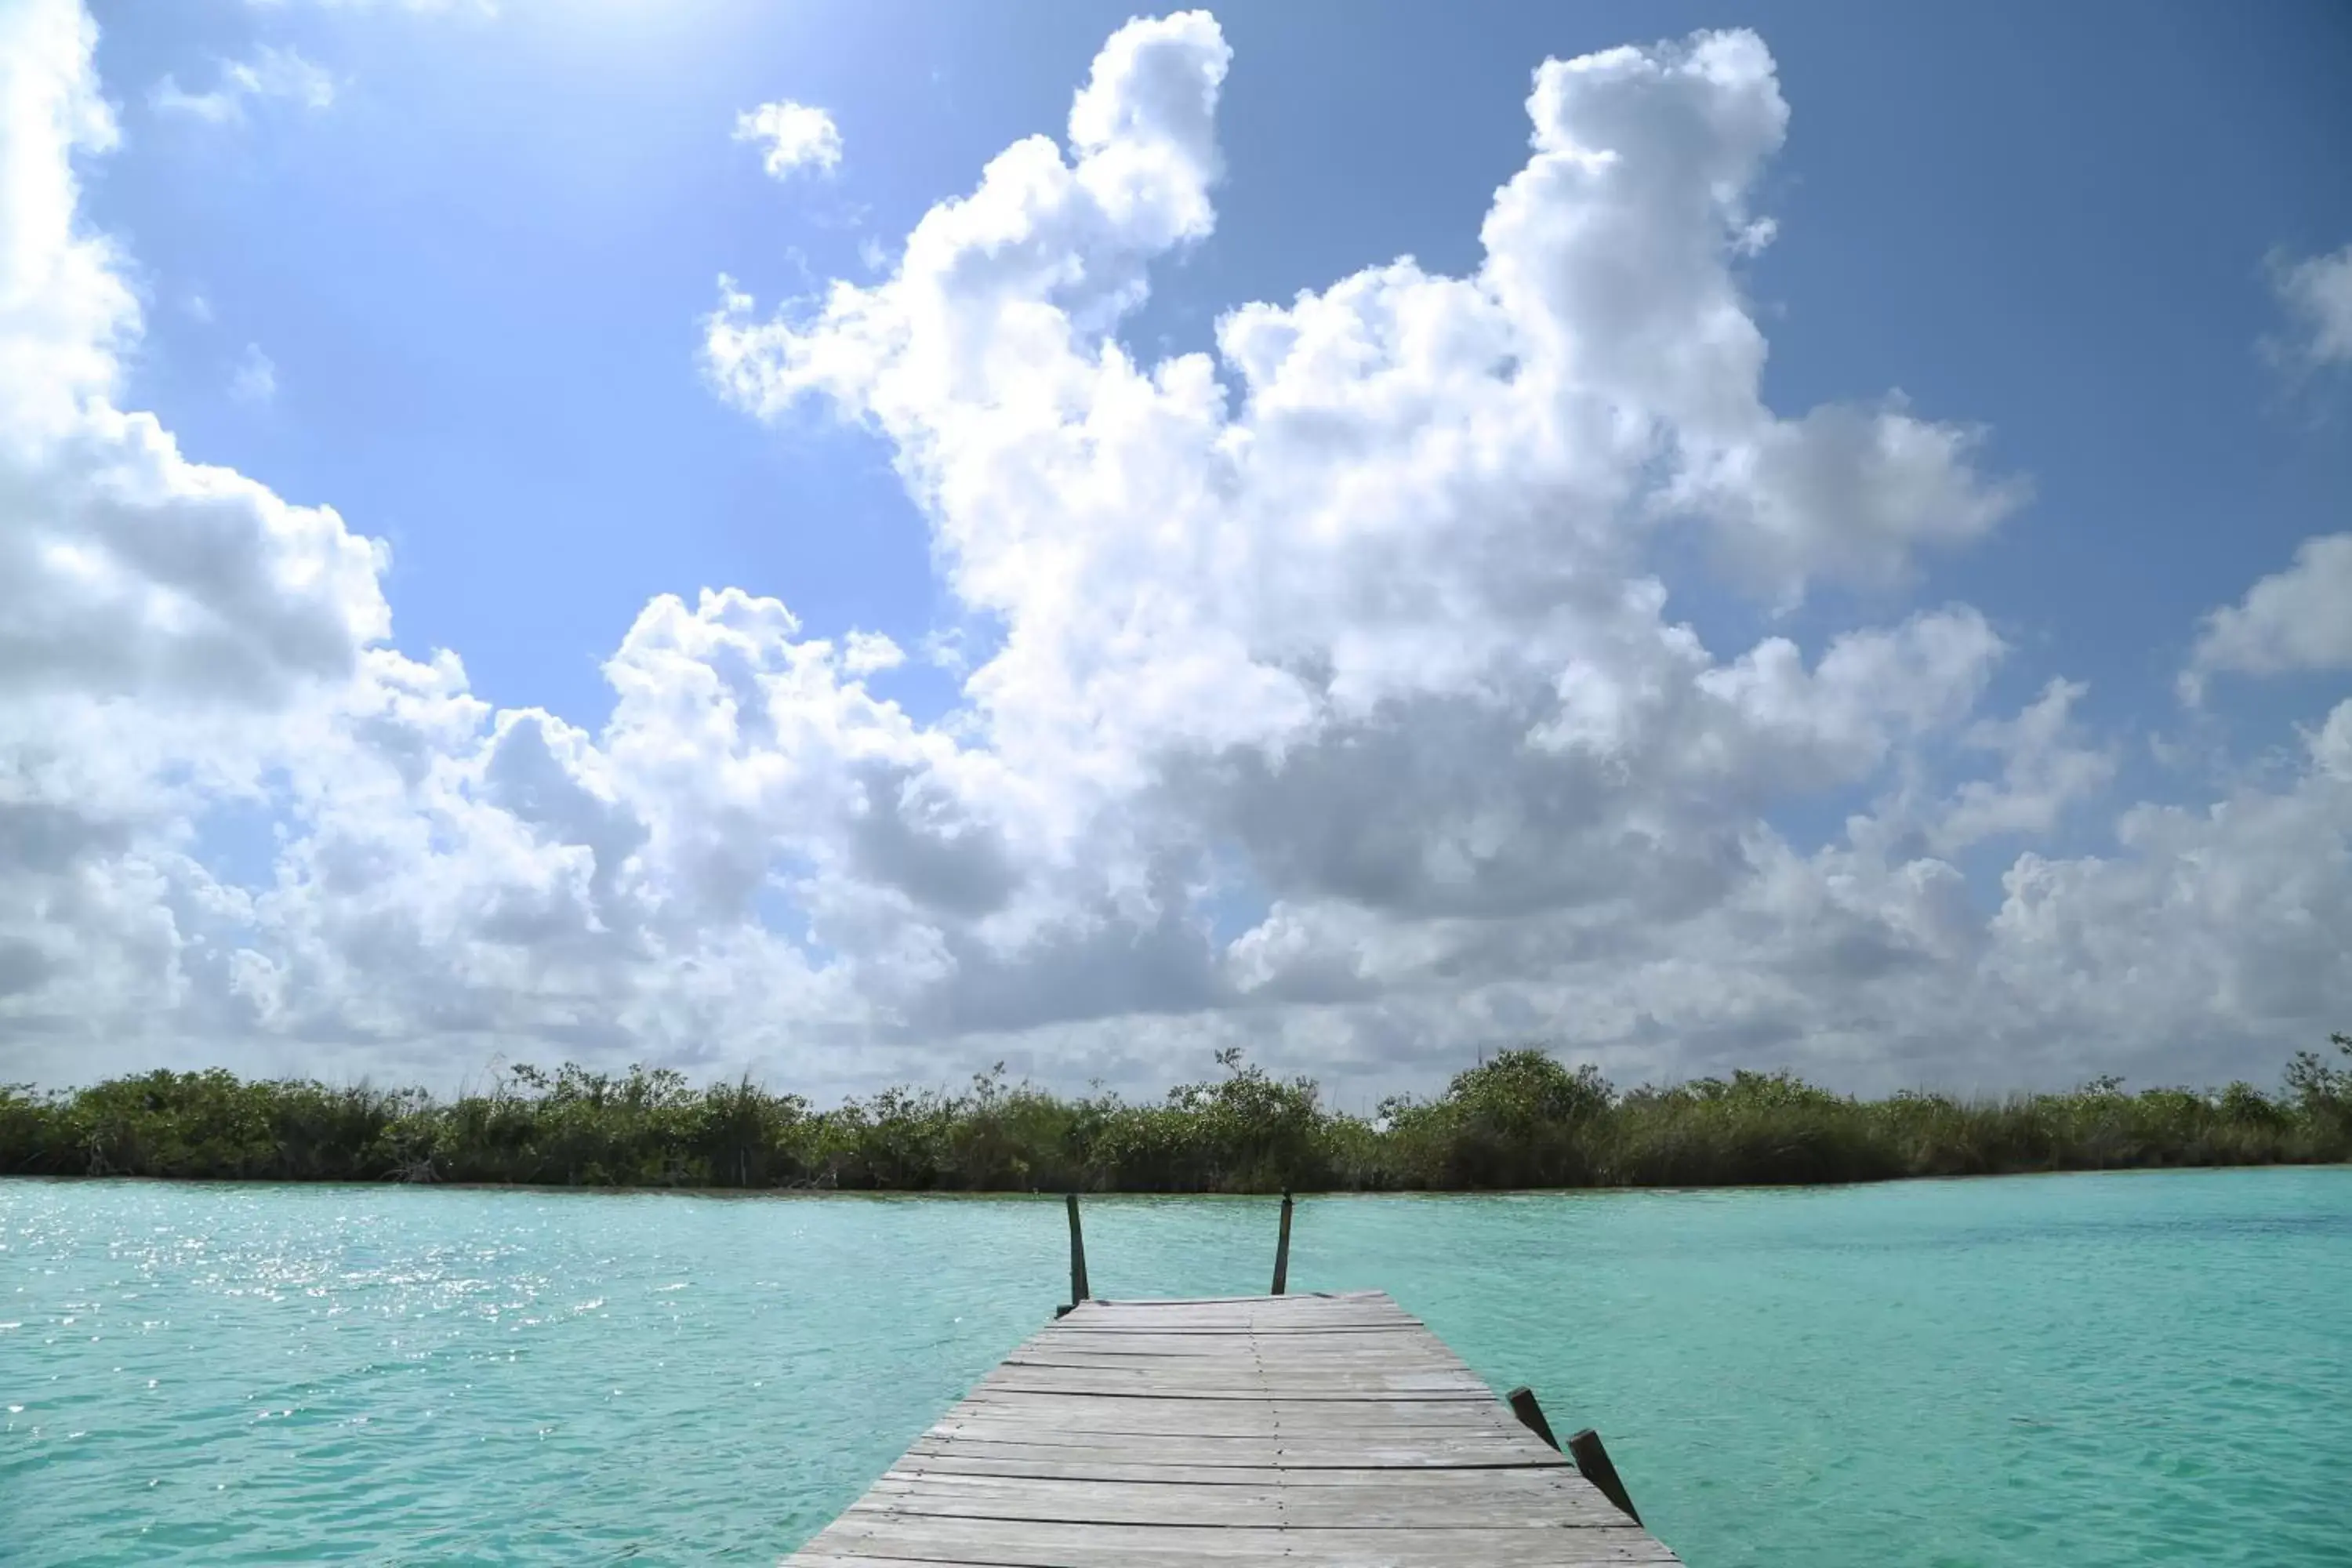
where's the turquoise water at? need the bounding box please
[3,1169,2347,1566]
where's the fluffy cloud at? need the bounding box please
[151,44,335,124]
[2185,533,2352,697]
[2,2,387,1073]
[2270,242,2352,370]
[2,3,2347,1099]
[245,0,492,14]
[733,100,841,180]
[1928,679,2113,853]
[2313,700,2352,783]
[229,343,278,403]
[700,16,2036,1030]
[0,0,132,445]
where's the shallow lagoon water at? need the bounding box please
[4,1167,2348,1566]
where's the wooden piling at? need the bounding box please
[1065,1192,1091,1308]
[1505,1385,1561,1451]
[1566,1426,1643,1525]
[1270,1190,1294,1295]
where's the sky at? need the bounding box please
[3,0,2350,1104]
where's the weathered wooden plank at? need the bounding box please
[1077,1298,1392,1307]
[780,1291,1681,1567]
[967,1391,1504,1410]
[971,1380,1496,1401]
[959,1378,1491,1401]
[862,1473,1633,1527]
[1055,1307,1412,1318]
[908,1439,1534,1476]
[909,1436,1570,1470]
[1002,1331,1458,1353]
[954,1385,1521,1411]
[941,1397,1534,1432]
[795,1517,1680,1566]
[997,1343,1475,1368]
[917,1432,1541,1466]
[930,1421,1536,1449]
[995,1352,1464,1373]
[1004,1344,1472,1367]
[1040,1319,1428,1336]
[1040,1336,1432,1348]
[1101,1297,1400,1308]
[791,1548,1675,1568]
[988,1357,1486,1381]
[1057,1306,1415,1328]
[997,1354,1477,1373]
[1032,1333,1430,1345]
[887,1457,1576,1486]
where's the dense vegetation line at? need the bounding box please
[4,1036,2348,1193]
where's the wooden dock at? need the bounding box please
[782,1288,1684,1566]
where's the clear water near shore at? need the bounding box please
[4,1167,2348,1566]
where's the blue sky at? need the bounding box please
[4,0,2349,1096]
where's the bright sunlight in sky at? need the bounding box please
[3,0,2349,1102]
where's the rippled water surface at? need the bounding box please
[4,1168,2348,1566]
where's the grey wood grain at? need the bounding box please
[944,1396,1534,1430]
[779,1290,1680,1566]
[885,1457,1574,1485]
[793,1517,1680,1566]
[861,1473,1632,1526]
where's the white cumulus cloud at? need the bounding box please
[2185,533,2352,699]
[230,343,277,403]
[733,100,841,180]
[2270,242,2352,370]
[245,0,493,15]
[842,630,905,675]
[151,44,335,125]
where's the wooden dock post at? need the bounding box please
[1063,1192,1091,1312]
[1270,1189,1294,1295]
[1511,1386,1645,1524]
[1566,1426,1644,1525]
[1505,1384,1561,1450]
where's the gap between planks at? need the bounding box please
[782,1290,1680,1567]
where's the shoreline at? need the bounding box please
[8,1156,2347,1201]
